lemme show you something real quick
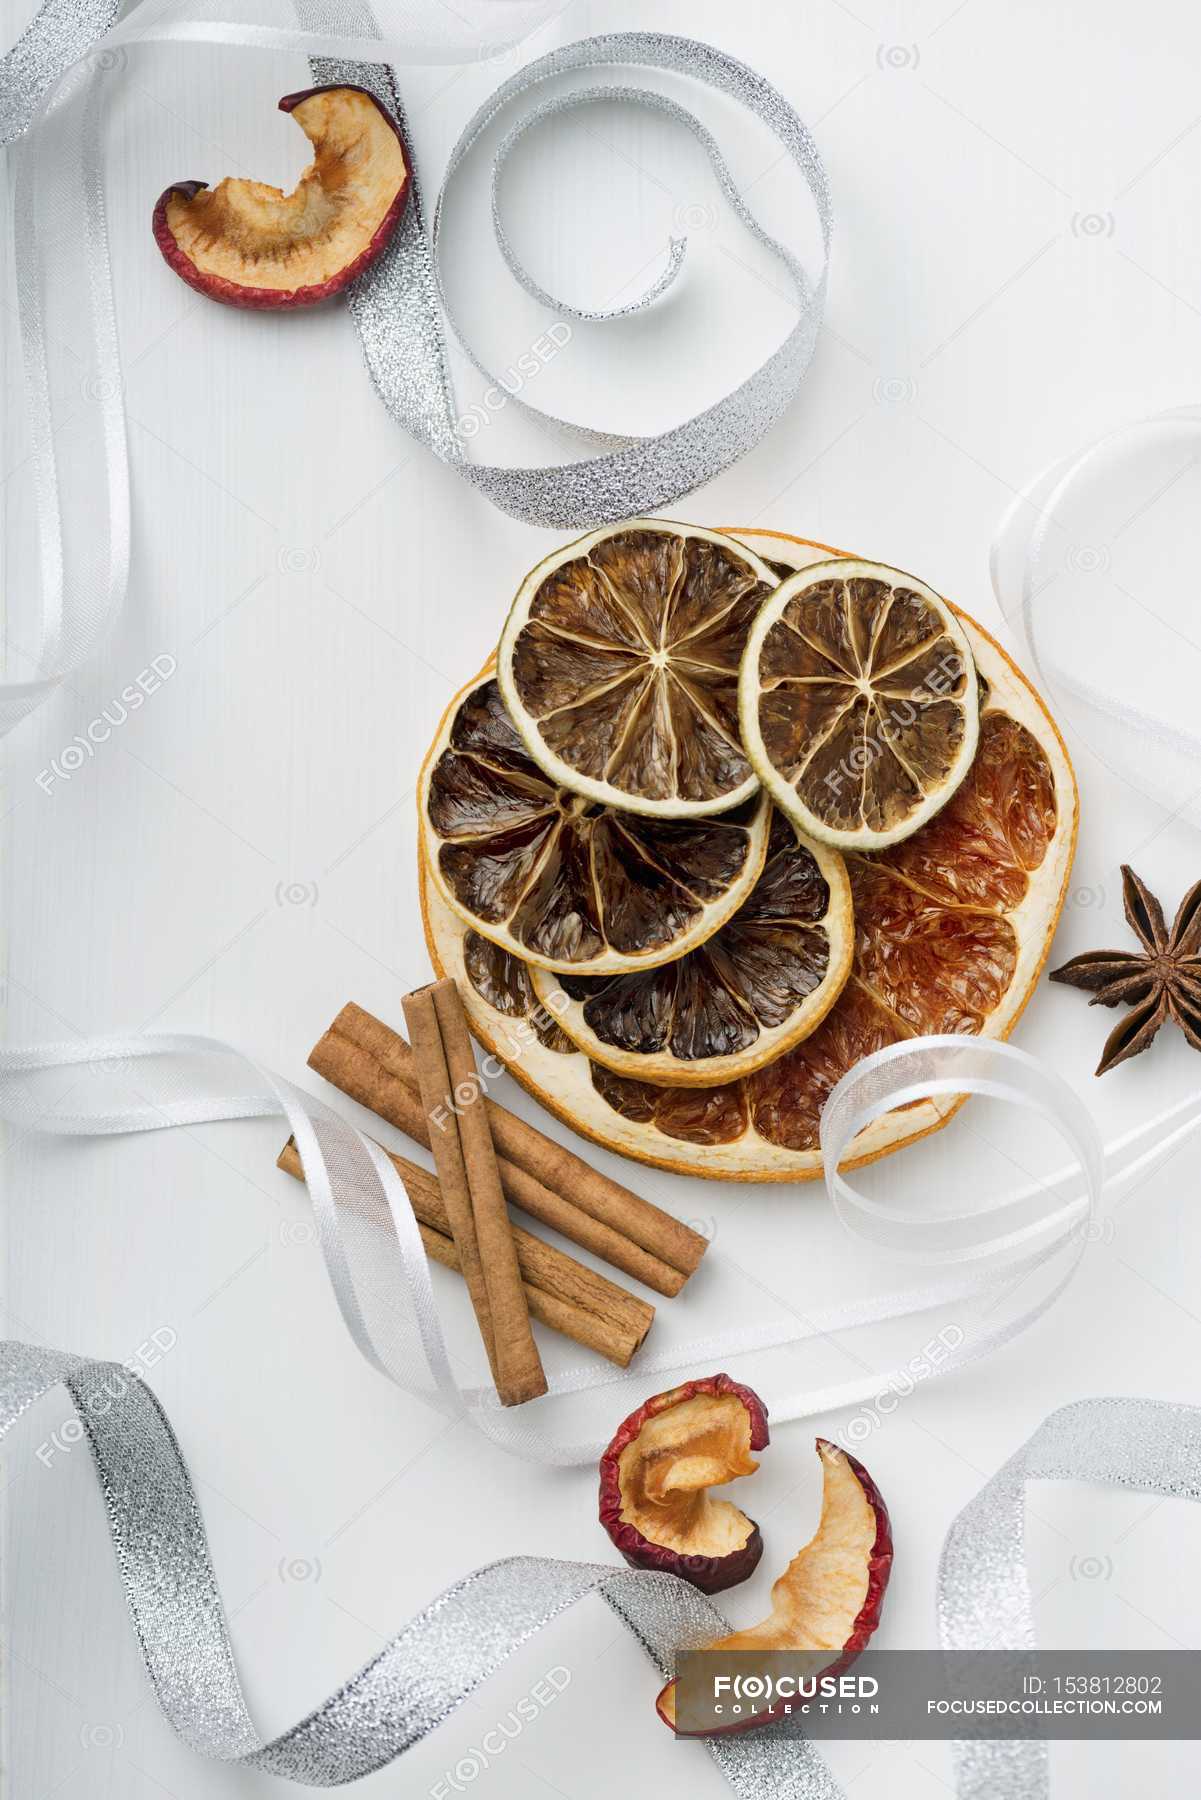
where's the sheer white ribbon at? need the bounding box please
[8,394,1201,1458]
[10,366,1201,1450]
[0,1029,1122,1466]
[990,403,1201,815]
[987,403,1201,1256]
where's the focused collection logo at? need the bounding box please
[711,1671,879,1720]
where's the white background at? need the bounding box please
[6,0,1201,1795]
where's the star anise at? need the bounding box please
[1049,866,1201,1075]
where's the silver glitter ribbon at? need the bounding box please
[0,1338,841,1794]
[304,17,832,526]
[5,1339,1197,1794]
[0,0,119,145]
[940,1396,1201,1798]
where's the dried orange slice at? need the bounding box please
[740,558,980,851]
[420,531,1078,1180]
[419,667,771,976]
[498,521,776,818]
[529,811,852,1086]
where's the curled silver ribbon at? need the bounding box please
[0,0,830,749]
[0,1339,842,1794]
[5,1337,1196,1795]
[308,13,831,525]
[0,0,119,145]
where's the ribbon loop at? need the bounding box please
[2,0,832,740]
[990,404,1201,817]
[0,1030,1113,1469]
[418,28,831,523]
[489,86,690,324]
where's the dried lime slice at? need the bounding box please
[498,521,777,818]
[739,558,979,851]
[419,667,772,976]
[530,811,852,1086]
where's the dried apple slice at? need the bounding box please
[599,1375,770,1594]
[531,810,853,1086]
[153,86,410,309]
[419,666,771,976]
[656,1438,893,1733]
[498,521,777,818]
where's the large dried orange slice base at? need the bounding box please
[740,557,980,851]
[419,667,771,976]
[498,521,776,818]
[420,530,1077,1181]
[529,812,853,1087]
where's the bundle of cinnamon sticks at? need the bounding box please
[279,989,708,1406]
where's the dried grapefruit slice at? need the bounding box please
[529,811,853,1086]
[740,558,980,851]
[420,531,1078,1180]
[498,521,776,818]
[419,667,771,975]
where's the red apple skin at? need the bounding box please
[825,1438,893,1671]
[619,1520,765,1598]
[151,86,411,311]
[655,1437,893,1735]
[599,1373,769,1595]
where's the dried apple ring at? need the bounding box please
[153,86,411,309]
[599,1375,770,1594]
[656,1438,893,1733]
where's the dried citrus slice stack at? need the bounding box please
[420,529,1078,1180]
[498,521,776,817]
[529,812,853,1086]
[740,558,980,850]
[419,668,772,976]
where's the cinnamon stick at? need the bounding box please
[308,1003,707,1287]
[311,1013,685,1295]
[277,1139,653,1367]
[428,979,550,1404]
[403,982,547,1406]
[307,1015,684,1296]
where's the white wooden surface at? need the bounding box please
[5,1,1201,1795]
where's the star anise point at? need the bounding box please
[1050,869,1201,1075]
